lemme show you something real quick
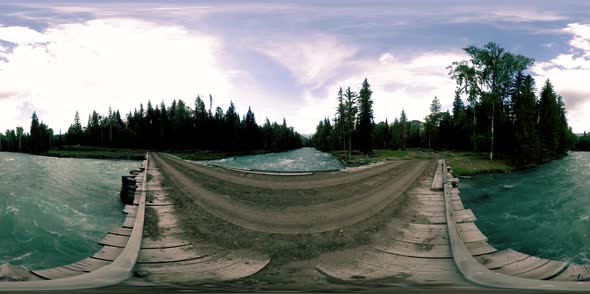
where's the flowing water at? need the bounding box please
[0,153,137,270]
[460,152,590,264]
[206,147,345,172]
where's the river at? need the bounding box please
[205,147,345,172]
[0,153,137,270]
[460,152,590,264]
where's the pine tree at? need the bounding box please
[30,112,41,154]
[539,80,559,159]
[343,87,358,160]
[357,78,374,154]
[399,109,408,150]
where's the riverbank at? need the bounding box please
[44,146,276,161]
[46,146,147,160]
[333,149,514,176]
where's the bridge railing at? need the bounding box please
[0,153,149,291]
[442,158,590,291]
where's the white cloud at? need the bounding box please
[532,23,590,133]
[256,36,358,90]
[0,18,235,133]
[266,41,466,134]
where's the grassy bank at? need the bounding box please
[334,149,514,176]
[46,146,147,160]
[171,149,267,161]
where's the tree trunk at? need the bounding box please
[489,101,495,161]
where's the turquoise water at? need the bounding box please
[460,152,590,264]
[206,147,345,172]
[0,153,137,270]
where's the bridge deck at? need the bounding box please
[129,157,271,285]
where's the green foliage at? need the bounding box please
[357,78,374,154]
[1,96,303,155]
[449,42,534,160]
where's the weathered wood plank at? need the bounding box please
[476,249,530,270]
[159,226,184,237]
[388,225,449,245]
[62,257,111,273]
[108,226,133,236]
[316,249,465,285]
[395,210,447,224]
[465,241,497,256]
[31,266,85,280]
[137,251,270,284]
[0,265,44,281]
[516,260,569,280]
[122,216,136,228]
[455,209,477,223]
[457,222,487,243]
[92,245,124,261]
[494,256,549,276]
[375,239,451,258]
[141,236,191,249]
[552,264,590,281]
[431,160,443,191]
[138,245,208,263]
[99,234,129,248]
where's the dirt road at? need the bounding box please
[151,153,428,234]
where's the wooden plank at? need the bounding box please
[475,249,530,270]
[552,264,590,281]
[388,224,449,245]
[92,245,124,261]
[159,226,184,237]
[0,265,44,281]
[62,257,111,273]
[109,226,132,236]
[123,205,137,215]
[516,260,569,280]
[141,236,191,249]
[375,239,451,258]
[465,241,497,256]
[455,209,477,223]
[137,252,270,284]
[431,160,443,191]
[494,256,550,276]
[157,212,180,228]
[122,216,136,228]
[31,266,85,280]
[316,249,465,285]
[147,199,175,206]
[457,222,487,243]
[138,245,208,263]
[395,210,447,224]
[99,234,129,248]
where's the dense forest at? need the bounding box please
[311,43,588,165]
[0,97,303,154]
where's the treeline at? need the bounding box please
[311,43,582,166]
[311,79,377,160]
[0,112,55,154]
[574,132,590,151]
[0,96,303,154]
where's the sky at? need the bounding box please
[0,0,589,135]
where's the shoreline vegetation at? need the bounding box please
[1,41,589,170]
[311,42,589,172]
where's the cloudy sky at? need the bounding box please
[0,0,589,135]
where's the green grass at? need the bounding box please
[47,146,147,160]
[446,153,513,176]
[335,148,516,176]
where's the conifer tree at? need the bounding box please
[357,78,374,154]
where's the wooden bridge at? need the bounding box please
[1,153,589,291]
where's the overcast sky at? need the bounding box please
[1,0,590,135]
